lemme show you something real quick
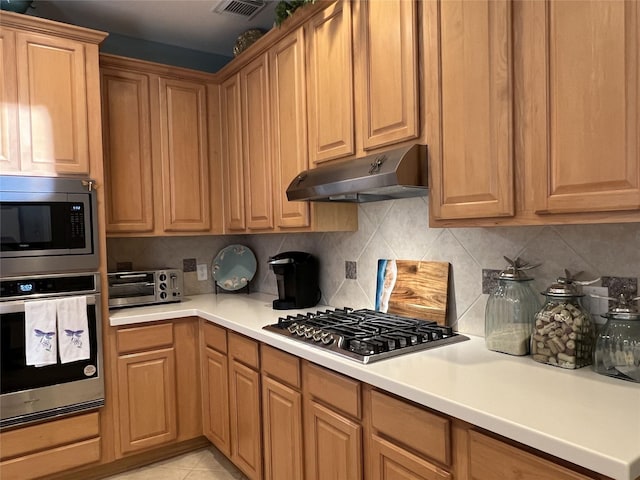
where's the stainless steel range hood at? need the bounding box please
[286,144,428,203]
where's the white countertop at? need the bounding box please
[110,293,640,480]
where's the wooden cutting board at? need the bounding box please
[375,260,450,325]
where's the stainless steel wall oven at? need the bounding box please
[0,272,104,429]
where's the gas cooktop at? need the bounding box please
[263,308,469,364]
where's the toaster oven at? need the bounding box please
[107,269,183,309]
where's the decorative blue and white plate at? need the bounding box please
[212,244,257,291]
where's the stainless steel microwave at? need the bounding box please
[0,176,99,276]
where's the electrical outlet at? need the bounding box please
[582,286,609,324]
[197,264,208,281]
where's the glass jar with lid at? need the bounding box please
[485,257,540,355]
[531,272,595,369]
[594,295,640,383]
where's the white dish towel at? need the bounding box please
[56,296,90,364]
[25,300,58,366]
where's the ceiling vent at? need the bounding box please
[212,0,267,19]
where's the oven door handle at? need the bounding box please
[0,294,98,314]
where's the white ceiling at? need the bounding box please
[31,0,279,58]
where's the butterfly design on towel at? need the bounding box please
[34,329,55,351]
[64,329,84,348]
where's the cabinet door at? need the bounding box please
[467,430,596,480]
[101,68,154,233]
[370,435,451,480]
[304,399,362,480]
[220,74,246,231]
[202,347,231,456]
[229,360,262,480]
[117,348,177,454]
[356,0,419,150]
[262,376,303,480]
[15,32,89,174]
[270,27,311,228]
[241,53,273,230]
[158,77,210,232]
[426,0,514,219]
[307,0,355,164]
[0,29,19,173]
[530,0,640,214]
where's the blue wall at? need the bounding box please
[100,33,232,73]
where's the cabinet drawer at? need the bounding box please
[0,437,100,480]
[370,434,451,480]
[261,344,300,388]
[468,429,595,480]
[117,322,173,354]
[304,362,361,419]
[370,390,450,466]
[228,331,259,369]
[0,411,99,460]
[202,321,227,353]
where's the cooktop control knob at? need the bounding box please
[320,332,334,345]
[160,291,167,299]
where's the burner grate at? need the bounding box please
[264,308,468,363]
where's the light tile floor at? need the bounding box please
[104,447,248,480]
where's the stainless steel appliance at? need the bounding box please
[0,272,104,429]
[108,269,183,309]
[264,308,468,364]
[286,144,427,202]
[0,175,99,276]
[268,252,320,310]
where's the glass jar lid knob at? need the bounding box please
[498,256,540,280]
[544,269,600,296]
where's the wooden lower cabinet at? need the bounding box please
[115,319,200,457]
[117,346,178,453]
[303,362,363,480]
[0,412,101,480]
[262,376,303,480]
[304,399,363,480]
[466,429,602,480]
[261,344,303,480]
[202,346,231,456]
[195,329,613,480]
[370,435,451,480]
[229,333,263,480]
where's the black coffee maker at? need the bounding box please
[268,251,321,310]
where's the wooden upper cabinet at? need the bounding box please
[270,27,311,229]
[307,0,355,164]
[355,0,419,151]
[0,29,19,173]
[530,0,640,214]
[100,54,220,236]
[101,68,154,233]
[241,53,273,230]
[220,74,246,232]
[158,77,210,232]
[15,32,90,174]
[427,0,515,220]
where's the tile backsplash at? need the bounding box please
[107,197,640,336]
